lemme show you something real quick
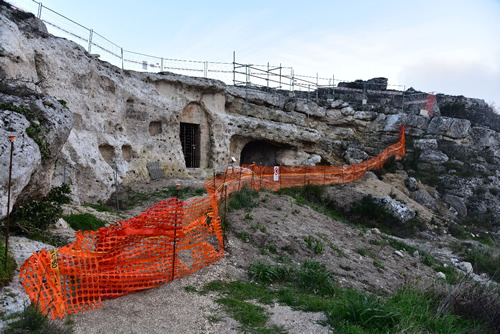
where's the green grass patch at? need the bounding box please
[204,261,493,333]
[5,304,73,333]
[228,185,259,212]
[275,184,346,222]
[0,243,16,287]
[63,213,106,231]
[462,244,500,282]
[83,203,112,212]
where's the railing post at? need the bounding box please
[316,72,319,102]
[88,29,93,53]
[267,62,269,90]
[279,63,282,89]
[402,85,405,112]
[37,2,43,19]
[233,51,236,85]
[204,61,208,78]
[160,57,164,72]
[307,84,310,127]
[121,48,124,70]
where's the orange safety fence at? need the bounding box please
[20,126,405,319]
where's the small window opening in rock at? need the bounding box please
[180,123,200,168]
[149,121,162,136]
[122,144,132,162]
[99,144,114,163]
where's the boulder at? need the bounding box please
[374,196,416,222]
[344,147,369,165]
[443,194,467,217]
[405,176,418,191]
[419,149,449,164]
[413,139,438,150]
[427,116,471,139]
[411,189,438,211]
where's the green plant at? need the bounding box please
[83,203,112,212]
[304,235,313,248]
[244,212,254,220]
[462,244,500,282]
[373,261,385,270]
[5,304,72,333]
[268,244,277,254]
[228,185,259,212]
[0,243,16,287]
[356,248,367,256]
[260,226,267,233]
[63,213,106,231]
[314,240,324,254]
[238,232,251,243]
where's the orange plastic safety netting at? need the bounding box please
[20,126,405,319]
[205,125,406,197]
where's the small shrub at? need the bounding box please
[228,185,259,212]
[462,245,500,282]
[356,248,367,256]
[314,240,324,254]
[373,261,385,270]
[297,260,336,295]
[5,304,72,333]
[244,212,253,220]
[304,235,313,249]
[238,232,251,243]
[268,244,277,254]
[63,213,106,231]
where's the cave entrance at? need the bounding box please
[240,141,278,166]
[180,123,200,168]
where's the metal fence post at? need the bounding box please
[37,2,42,19]
[204,61,208,78]
[233,51,236,85]
[316,73,319,102]
[88,29,93,53]
[4,135,15,271]
[307,84,310,127]
[402,85,405,112]
[114,164,120,212]
[267,62,270,90]
[121,48,124,70]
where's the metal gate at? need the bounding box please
[180,123,200,168]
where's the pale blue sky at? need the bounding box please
[9,0,500,106]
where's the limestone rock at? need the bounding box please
[419,149,449,165]
[413,139,438,150]
[405,177,418,191]
[427,116,471,139]
[411,189,438,211]
[457,261,473,273]
[443,194,467,217]
[373,196,416,222]
[436,272,446,280]
[344,147,369,165]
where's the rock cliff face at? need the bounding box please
[0,4,499,230]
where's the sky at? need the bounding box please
[8,0,500,107]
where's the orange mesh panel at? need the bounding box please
[21,126,405,319]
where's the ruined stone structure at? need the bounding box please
[1,4,499,229]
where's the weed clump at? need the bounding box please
[228,185,259,212]
[0,243,16,287]
[63,213,107,231]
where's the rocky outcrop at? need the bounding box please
[0,81,73,217]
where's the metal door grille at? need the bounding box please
[180,123,200,168]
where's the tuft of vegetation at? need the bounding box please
[227,185,259,212]
[276,184,345,222]
[6,184,71,246]
[462,244,500,282]
[83,203,112,212]
[5,304,73,334]
[0,102,51,159]
[0,243,16,287]
[63,213,107,231]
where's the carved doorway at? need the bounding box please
[180,123,200,168]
